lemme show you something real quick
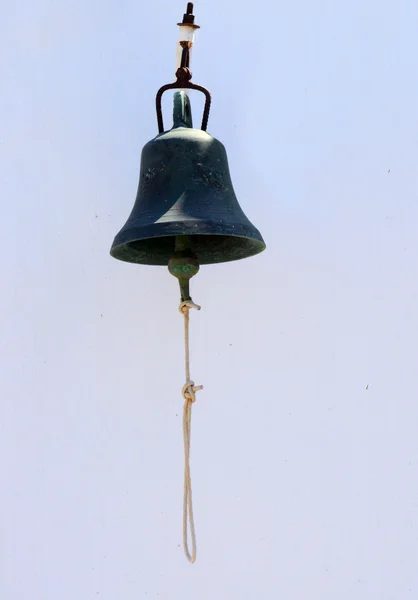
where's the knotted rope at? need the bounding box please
[179,299,203,564]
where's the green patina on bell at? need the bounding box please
[110,90,265,266]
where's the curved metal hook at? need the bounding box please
[156,81,212,134]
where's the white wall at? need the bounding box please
[1,0,418,598]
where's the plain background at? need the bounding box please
[1,0,418,598]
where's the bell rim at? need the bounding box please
[110,221,266,266]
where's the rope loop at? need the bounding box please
[179,297,202,564]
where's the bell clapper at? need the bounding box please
[168,236,200,302]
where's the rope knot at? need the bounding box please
[179,300,201,314]
[182,380,203,403]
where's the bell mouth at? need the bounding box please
[110,222,266,266]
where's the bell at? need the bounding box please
[110,91,265,266]
[110,5,266,565]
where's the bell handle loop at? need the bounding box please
[156,82,211,134]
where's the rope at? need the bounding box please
[179,299,203,564]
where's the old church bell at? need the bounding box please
[110,4,265,297]
[110,3,265,564]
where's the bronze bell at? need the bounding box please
[109,3,267,564]
[110,88,265,266]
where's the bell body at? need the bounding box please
[110,96,265,266]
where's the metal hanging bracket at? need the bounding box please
[156,2,211,133]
